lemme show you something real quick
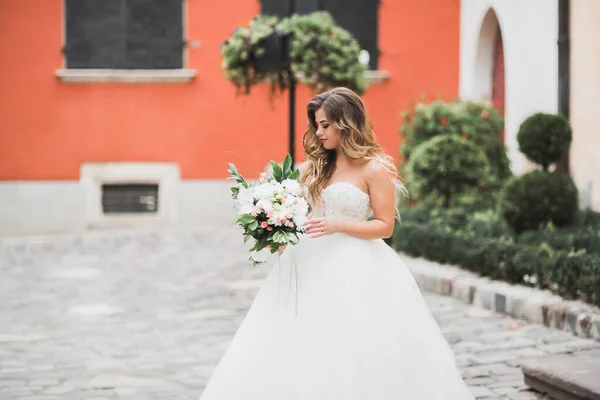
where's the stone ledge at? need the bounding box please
[401,254,600,342]
[55,69,197,83]
[295,70,390,85]
[363,70,390,84]
[521,354,600,400]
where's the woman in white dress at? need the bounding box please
[200,87,474,399]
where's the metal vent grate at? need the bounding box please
[102,183,159,214]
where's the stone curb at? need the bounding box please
[401,254,600,343]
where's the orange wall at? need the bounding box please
[0,0,459,181]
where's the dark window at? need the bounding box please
[64,0,184,69]
[102,183,159,214]
[260,0,379,69]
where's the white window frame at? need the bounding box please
[80,162,180,229]
[57,0,197,83]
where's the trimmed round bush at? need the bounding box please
[498,171,579,233]
[400,99,510,183]
[469,133,511,180]
[517,113,572,170]
[408,135,490,208]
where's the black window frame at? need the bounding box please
[260,0,380,70]
[63,0,186,70]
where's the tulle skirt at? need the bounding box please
[200,233,473,399]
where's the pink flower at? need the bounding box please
[251,212,257,217]
[267,226,273,231]
[286,213,293,219]
[289,222,294,228]
[266,210,274,218]
[261,221,268,228]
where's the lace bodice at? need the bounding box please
[311,182,372,222]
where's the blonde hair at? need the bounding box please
[300,87,406,216]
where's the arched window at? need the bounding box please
[475,8,505,140]
[492,26,505,140]
[260,0,379,70]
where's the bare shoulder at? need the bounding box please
[362,159,391,185]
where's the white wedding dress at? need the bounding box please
[200,182,474,399]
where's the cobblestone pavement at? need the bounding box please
[0,227,598,400]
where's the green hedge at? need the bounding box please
[394,207,600,305]
[498,171,579,233]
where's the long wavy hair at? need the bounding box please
[300,87,406,215]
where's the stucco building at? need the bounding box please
[460,0,600,209]
[0,0,459,235]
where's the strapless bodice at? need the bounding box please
[312,182,372,222]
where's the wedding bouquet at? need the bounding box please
[228,154,310,266]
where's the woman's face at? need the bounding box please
[314,108,340,151]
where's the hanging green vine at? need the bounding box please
[219,12,368,96]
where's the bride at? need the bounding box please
[200,87,474,399]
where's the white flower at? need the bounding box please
[256,198,273,213]
[254,182,276,199]
[272,211,288,226]
[282,179,302,196]
[272,182,285,195]
[237,186,255,206]
[282,195,296,207]
[291,197,309,228]
[295,197,309,212]
[258,172,269,184]
[293,213,308,228]
[238,203,257,216]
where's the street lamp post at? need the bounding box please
[288,0,324,168]
[288,0,297,167]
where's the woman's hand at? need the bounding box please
[302,218,345,238]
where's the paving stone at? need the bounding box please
[522,354,600,400]
[43,386,76,395]
[28,379,60,387]
[1,227,598,398]
[470,351,516,365]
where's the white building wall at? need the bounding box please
[570,0,600,210]
[460,0,559,174]
[0,180,236,237]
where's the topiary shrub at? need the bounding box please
[498,171,579,233]
[400,99,510,181]
[408,135,491,208]
[517,113,572,171]
[400,100,462,160]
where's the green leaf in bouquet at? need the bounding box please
[249,236,267,252]
[289,169,300,181]
[227,163,240,179]
[237,214,256,226]
[282,153,293,176]
[248,220,259,231]
[230,186,240,197]
[249,241,258,252]
[272,231,287,244]
[271,161,283,181]
[288,232,300,244]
